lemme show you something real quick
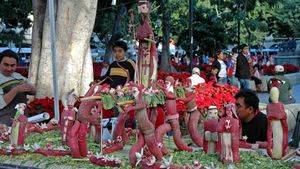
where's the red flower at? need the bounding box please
[28,97,64,118]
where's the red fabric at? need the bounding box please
[93,63,103,80]
[102,109,114,119]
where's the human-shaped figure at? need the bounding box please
[155,76,193,154]
[126,84,163,166]
[10,103,28,146]
[217,103,240,163]
[203,106,220,154]
[68,84,102,158]
[266,83,289,159]
[61,89,78,145]
[136,0,158,87]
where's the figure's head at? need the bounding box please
[165,76,175,92]
[113,40,128,61]
[224,103,235,118]
[270,87,280,103]
[207,105,219,119]
[132,84,144,98]
[15,103,27,114]
[0,49,18,77]
[138,0,150,14]
[235,90,259,122]
[240,44,249,56]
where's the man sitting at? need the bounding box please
[268,65,295,104]
[235,90,268,143]
[101,40,135,88]
[0,50,36,126]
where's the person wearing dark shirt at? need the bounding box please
[101,40,135,88]
[236,44,251,89]
[235,90,268,143]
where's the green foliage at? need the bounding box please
[0,0,32,46]
[0,131,296,168]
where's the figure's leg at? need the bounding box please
[188,110,203,147]
[155,123,172,155]
[129,132,145,167]
[68,121,81,158]
[78,123,88,157]
[170,119,193,152]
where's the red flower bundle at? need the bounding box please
[27,97,64,118]
[194,82,239,109]
[157,70,191,82]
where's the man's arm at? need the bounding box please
[0,87,19,109]
[0,83,36,109]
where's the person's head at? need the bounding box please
[192,67,200,75]
[215,49,224,60]
[235,90,259,122]
[231,48,238,55]
[138,0,150,14]
[165,76,175,92]
[102,62,109,68]
[208,55,215,64]
[0,49,18,76]
[113,40,128,61]
[240,44,249,56]
[274,65,284,75]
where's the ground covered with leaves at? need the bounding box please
[0,130,296,169]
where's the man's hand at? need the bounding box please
[16,82,35,93]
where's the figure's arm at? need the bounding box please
[124,102,147,113]
[150,55,157,82]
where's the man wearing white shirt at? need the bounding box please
[212,49,227,84]
[0,50,36,126]
[188,67,205,86]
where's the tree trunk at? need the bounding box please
[29,0,98,98]
[103,3,127,63]
[159,0,171,71]
[246,27,251,49]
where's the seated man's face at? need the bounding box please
[0,56,17,76]
[114,46,125,61]
[236,97,252,122]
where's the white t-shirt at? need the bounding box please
[0,72,27,109]
[189,74,205,86]
[218,60,227,78]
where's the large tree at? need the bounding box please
[29,0,98,98]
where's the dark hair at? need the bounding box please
[235,89,259,111]
[113,40,128,52]
[215,49,222,59]
[0,49,18,63]
[240,44,248,50]
[231,48,238,54]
